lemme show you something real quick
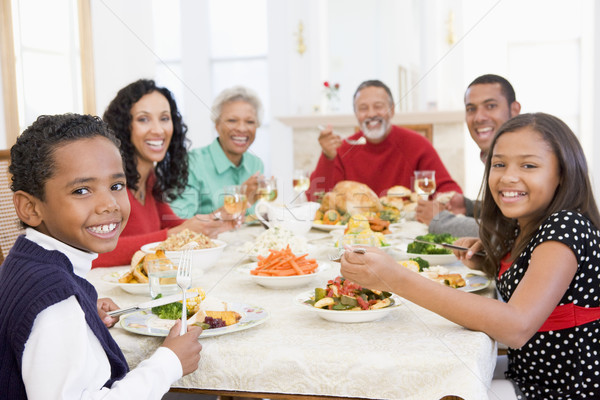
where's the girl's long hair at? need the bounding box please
[478,113,600,277]
[103,79,189,202]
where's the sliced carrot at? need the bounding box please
[250,245,318,276]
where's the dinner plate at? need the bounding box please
[101,267,154,295]
[459,274,491,293]
[400,252,458,265]
[238,262,331,289]
[119,302,269,338]
[294,291,402,323]
[312,222,347,232]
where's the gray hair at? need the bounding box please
[211,86,264,127]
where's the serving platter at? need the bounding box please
[294,291,402,323]
[237,262,331,289]
[119,302,269,338]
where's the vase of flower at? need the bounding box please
[323,81,340,113]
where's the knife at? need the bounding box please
[395,236,486,257]
[107,291,199,317]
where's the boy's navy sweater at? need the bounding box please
[0,236,128,399]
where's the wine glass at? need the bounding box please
[413,170,436,200]
[293,169,310,192]
[256,176,278,202]
[222,185,247,221]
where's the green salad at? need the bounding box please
[406,233,457,255]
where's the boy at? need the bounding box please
[0,114,202,399]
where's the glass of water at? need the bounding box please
[146,257,179,298]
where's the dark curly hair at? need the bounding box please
[478,113,600,277]
[103,79,189,202]
[10,113,122,201]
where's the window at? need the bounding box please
[0,0,94,146]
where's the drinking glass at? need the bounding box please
[222,185,247,219]
[293,169,310,192]
[147,257,179,298]
[413,170,436,200]
[256,176,278,202]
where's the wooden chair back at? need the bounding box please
[0,150,24,258]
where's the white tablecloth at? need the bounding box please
[88,223,496,400]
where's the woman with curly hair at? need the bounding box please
[93,79,236,268]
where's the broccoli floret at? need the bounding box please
[407,233,458,255]
[409,257,430,271]
[151,294,185,320]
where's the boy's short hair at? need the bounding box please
[9,114,122,200]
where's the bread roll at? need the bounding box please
[387,185,412,198]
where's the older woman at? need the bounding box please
[93,79,236,268]
[169,86,264,218]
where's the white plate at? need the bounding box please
[400,252,458,265]
[239,243,316,262]
[102,267,154,295]
[119,302,269,337]
[238,262,331,289]
[295,291,402,323]
[312,222,347,232]
[459,274,492,293]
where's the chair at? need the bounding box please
[0,150,24,258]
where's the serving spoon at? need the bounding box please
[329,247,367,262]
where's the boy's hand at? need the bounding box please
[97,297,119,328]
[162,320,203,376]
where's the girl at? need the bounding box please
[94,79,237,268]
[0,114,203,399]
[341,113,600,399]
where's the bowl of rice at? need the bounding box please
[141,229,226,271]
[239,226,309,261]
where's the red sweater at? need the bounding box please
[307,125,462,200]
[93,175,184,268]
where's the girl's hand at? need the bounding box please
[452,237,484,270]
[161,320,203,376]
[97,298,119,328]
[340,246,403,293]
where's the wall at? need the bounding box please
[91,0,156,116]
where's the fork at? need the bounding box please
[317,125,366,145]
[176,245,195,335]
[329,247,367,262]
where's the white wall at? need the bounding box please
[91,0,157,117]
[85,0,597,202]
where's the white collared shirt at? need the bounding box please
[21,229,182,399]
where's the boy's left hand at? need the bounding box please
[97,297,119,328]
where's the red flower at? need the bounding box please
[323,81,330,88]
[334,83,340,89]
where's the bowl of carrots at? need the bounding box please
[238,246,330,289]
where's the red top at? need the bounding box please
[92,174,184,268]
[306,125,463,200]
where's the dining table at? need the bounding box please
[88,221,497,400]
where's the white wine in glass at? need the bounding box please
[414,170,436,199]
[293,169,310,192]
[256,176,278,202]
[222,185,247,218]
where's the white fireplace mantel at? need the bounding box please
[276,110,469,192]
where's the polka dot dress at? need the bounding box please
[497,211,600,399]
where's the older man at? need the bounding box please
[416,74,521,236]
[307,80,462,200]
